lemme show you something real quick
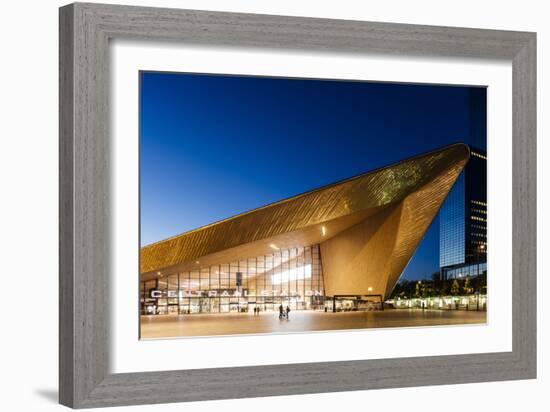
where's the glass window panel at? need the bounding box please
[210,276,219,289]
[168,274,178,289]
[265,256,273,270]
[189,279,200,291]
[179,273,190,290]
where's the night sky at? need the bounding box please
[140,72,486,281]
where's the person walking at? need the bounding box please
[278,304,284,319]
[285,305,291,320]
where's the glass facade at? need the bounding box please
[439,146,487,272]
[141,245,325,315]
[440,172,465,267]
[441,261,487,280]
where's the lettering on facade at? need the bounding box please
[150,289,323,299]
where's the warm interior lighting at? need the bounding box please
[269,244,279,250]
[195,260,200,264]
[272,264,312,285]
[367,286,373,292]
[321,226,327,236]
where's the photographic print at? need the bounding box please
[139,72,487,339]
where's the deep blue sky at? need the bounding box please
[140,72,486,280]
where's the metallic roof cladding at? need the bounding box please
[140,143,469,286]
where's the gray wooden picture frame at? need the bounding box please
[59,2,536,409]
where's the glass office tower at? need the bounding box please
[439,148,487,279]
[439,88,487,280]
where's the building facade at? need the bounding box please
[141,144,470,315]
[141,245,325,315]
[439,147,487,279]
[441,261,487,280]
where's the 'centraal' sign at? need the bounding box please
[149,289,323,298]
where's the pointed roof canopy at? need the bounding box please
[140,144,470,283]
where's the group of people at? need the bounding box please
[278,304,291,319]
[251,305,291,319]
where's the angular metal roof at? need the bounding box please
[140,143,470,283]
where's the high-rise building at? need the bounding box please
[439,146,487,279]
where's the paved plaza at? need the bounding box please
[140,309,487,339]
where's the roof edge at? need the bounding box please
[142,142,470,249]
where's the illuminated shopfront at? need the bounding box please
[389,294,487,311]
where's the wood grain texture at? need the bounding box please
[512,34,537,375]
[59,5,74,406]
[59,2,537,408]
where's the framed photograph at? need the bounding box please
[59,2,536,408]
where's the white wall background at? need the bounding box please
[0,1,546,411]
